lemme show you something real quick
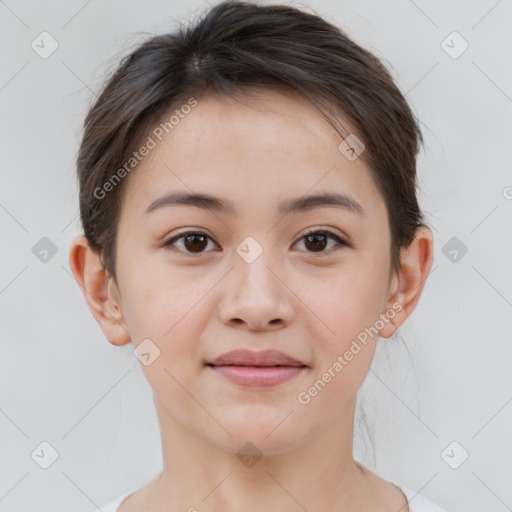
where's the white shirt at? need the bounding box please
[99,484,449,511]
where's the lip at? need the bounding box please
[205,349,308,388]
[207,349,306,367]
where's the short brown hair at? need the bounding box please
[76,0,426,284]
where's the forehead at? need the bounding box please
[120,88,384,221]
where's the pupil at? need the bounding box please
[185,234,207,252]
[306,233,326,252]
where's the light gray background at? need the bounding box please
[1,1,511,511]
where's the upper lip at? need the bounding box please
[207,349,307,367]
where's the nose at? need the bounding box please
[218,250,294,332]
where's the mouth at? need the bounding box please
[205,349,308,388]
[206,348,307,367]
[205,364,307,388]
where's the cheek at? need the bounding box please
[122,277,210,411]
[317,263,389,341]
[119,259,206,338]
[301,253,390,388]
[117,288,205,411]
[300,283,383,413]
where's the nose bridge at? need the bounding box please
[218,235,293,329]
[234,236,283,299]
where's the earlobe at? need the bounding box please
[379,226,434,338]
[68,235,131,346]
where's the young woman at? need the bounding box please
[69,1,447,510]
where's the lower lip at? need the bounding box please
[208,365,306,388]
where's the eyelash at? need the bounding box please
[162,229,349,256]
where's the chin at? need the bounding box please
[216,432,303,459]
[212,414,304,456]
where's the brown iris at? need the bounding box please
[303,232,328,252]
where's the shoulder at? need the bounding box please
[397,485,450,512]
[100,474,160,511]
[98,490,135,512]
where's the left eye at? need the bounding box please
[162,229,348,255]
[295,229,348,254]
[163,231,217,254]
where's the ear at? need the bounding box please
[68,235,131,346]
[378,226,434,338]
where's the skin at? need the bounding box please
[69,88,433,511]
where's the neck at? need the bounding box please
[149,395,372,511]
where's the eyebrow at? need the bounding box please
[144,191,365,217]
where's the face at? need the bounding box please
[111,88,397,455]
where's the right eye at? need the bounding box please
[162,231,219,255]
